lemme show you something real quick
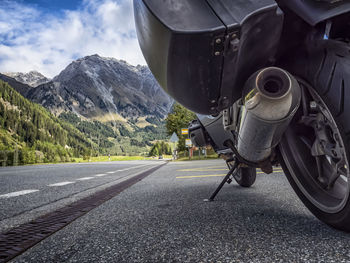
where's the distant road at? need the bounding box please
[2,159,350,263]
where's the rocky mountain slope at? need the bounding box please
[3,71,49,87]
[0,73,33,96]
[0,55,173,156]
[26,55,173,121]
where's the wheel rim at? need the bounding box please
[280,80,350,213]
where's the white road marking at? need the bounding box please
[48,181,75,187]
[113,164,152,173]
[0,189,39,198]
[0,164,158,199]
[96,164,155,178]
[76,177,94,181]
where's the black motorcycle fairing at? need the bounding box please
[281,0,350,26]
[208,0,284,111]
[134,0,283,115]
[134,0,226,115]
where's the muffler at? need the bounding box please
[237,67,301,163]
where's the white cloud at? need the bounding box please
[0,0,146,78]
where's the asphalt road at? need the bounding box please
[2,159,350,262]
[0,161,162,231]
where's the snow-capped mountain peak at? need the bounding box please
[24,55,173,120]
[3,71,50,87]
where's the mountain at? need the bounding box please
[3,71,49,87]
[0,55,173,159]
[26,55,173,121]
[0,80,92,165]
[0,73,34,97]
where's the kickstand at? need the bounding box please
[204,160,239,202]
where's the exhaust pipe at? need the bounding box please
[237,67,301,163]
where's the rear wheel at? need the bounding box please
[227,161,256,187]
[234,167,256,187]
[279,39,350,231]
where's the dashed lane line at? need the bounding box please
[48,181,75,187]
[178,168,229,172]
[92,164,157,176]
[76,177,94,181]
[0,190,39,198]
[177,170,285,179]
[0,163,167,263]
[177,168,284,173]
[176,174,226,179]
[2,163,163,198]
[113,164,156,173]
[177,166,227,172]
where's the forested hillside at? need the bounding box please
[58,111,168,156]
[0,80,92,165]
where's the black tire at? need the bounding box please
[234,167,256,187]
[279,39,350,231]
[227,161,256,187]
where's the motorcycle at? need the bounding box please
[133,0,350,231]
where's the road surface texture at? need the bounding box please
[1,159,350,262]
[0,161,162,232]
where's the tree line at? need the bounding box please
[0,80,198,165]
[148,102,196,156]
[0,80,92,165]
[165,103,196,151]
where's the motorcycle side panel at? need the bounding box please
[206,0,278,30]
[207,0,284,110]
[282,0,350,26]
[134,0,226,115]
[134,0,283,114]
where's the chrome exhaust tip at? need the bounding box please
[237,67,301,163]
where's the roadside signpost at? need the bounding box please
[170,132,179,143]
[180,127,208,159]
[170,132,179,160]
[181,128,189,135]
[185,138,192,159]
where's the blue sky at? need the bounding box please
[19,0,82,12]
[0,0,145,77]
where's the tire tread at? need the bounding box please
[336,79,345,117]
[324,61,337,96]
[279,39,350,231]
